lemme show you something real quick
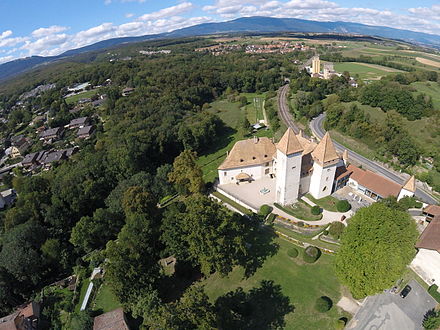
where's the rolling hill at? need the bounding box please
[1,16,440,82]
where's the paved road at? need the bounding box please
[276,84,437,204]
[347,280,436,330]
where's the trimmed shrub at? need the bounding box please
[259,204,273,216]
[311,205,321,215]
[296,221,304,227]
[335,317,348,329]
[336,200,351,212]
[323,230,329,236]
[315,296,333,312]
[428,284,440,303]
[303,246,321,263]
[266,213,277,223]
[328,222,345,239]
[287,247,299,258]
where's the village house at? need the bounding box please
[39,127,63,141]
[0,188,17,209]
[66,116,89,129]
[122,87,135,97]
[93,308,130,330]
[77,125,94,139]
[0,301,40,330]
[411,216,440,286]
[7,135,31,158]
[422,204,440,222]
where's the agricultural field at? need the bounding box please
[410,81,440,110]
[333,62,402,80]
[65,89,98,104]
[203,236,347,330]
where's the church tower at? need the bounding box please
[275,128,304,205]
[312,56,321,74]
[309,132,340,199]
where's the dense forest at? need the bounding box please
[0,39,297,327]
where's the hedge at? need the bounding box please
[259,204,273,216]
[287,247,299,258]
[328,222,345,239]
[303,246,321,263]
[266,213,277,223]
[315,296,333,312]
[428,284,440,303]
[311,205,321,215]
[336,200,351,212]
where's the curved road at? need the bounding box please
[277,85,437,204]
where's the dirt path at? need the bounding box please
[416,57,440,68]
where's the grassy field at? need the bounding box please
[200,94,278,184]
[75,278,91,312]
[203,237,346,330]
[305,194,339,212]
[93,282,121,313]
[65,89,98,105]
[411,81,440,110]
[241,92,266,124]
[333,62,401,80]
[275,201,323,221]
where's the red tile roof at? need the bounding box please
[416,217,440,253]
[424,205,440,217]
[93,308,129,330]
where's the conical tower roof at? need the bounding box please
[312,132,339,166]
[277,128,304,155]
[402,175,416,192]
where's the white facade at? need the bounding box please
[397,188,414,201]
[411,249,440,286]
[309,162,337,199]
[275,150,302,205]
[218,162,273,185]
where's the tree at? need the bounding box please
[303,246,321,263]
[335,203,418,298]
[168,150,204,195]
[336,200,351,212]
[314,296,332,312]
[328,222,345,239]
[162,194,252,276]
[423,310,440,330]
[145,285,216,329]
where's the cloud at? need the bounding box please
[32,25,68,38]
[125,13,134,18]
[139,2,194,21]
[0,30,13,40]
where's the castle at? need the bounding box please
[218,128,416,206]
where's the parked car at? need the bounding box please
[400,285,412,298]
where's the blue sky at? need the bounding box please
[0,0,439,64]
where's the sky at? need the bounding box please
[0,0,439,64]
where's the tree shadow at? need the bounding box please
[239,222,279,278]
[198,124,236,158]
[215,280,294,330]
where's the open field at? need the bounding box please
[333,62,401,79]
[65,89,98,105]
[203,236,346,330]
[411,81,440,110]
[92,283,121,313]
[416,57,440,68]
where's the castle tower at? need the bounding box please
[309,132,340,199]
[275,128,304,205]
[312,56,321,74]
[398,176,416,201]
[342,149,349,166]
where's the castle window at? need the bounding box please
[240,159,244,162]
[264,154,268,157]
[224,172,227,176]
[252,156,256,160]
[326,177,328,181]
[292,166,296,169]
[323,186,327,191]
[265,168,269,174]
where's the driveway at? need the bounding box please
[347,280,437,330]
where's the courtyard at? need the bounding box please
[217,176,276,210]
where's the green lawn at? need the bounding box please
[334,62,401,80]
[75,278,91,312]
[275,202,323,221]
[305,194,339,212]
[203,237,346,330]
[241,92,266,124]
[411,81,440,110]
[65,89,99,105]
[93,282,121,313]
[274,224,339,251]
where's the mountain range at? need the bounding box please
[1,16,440,82]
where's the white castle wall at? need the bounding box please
[397,188,414,201]
[309,162,337,199]
[218,162,273,185]
[275,150,302,205]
